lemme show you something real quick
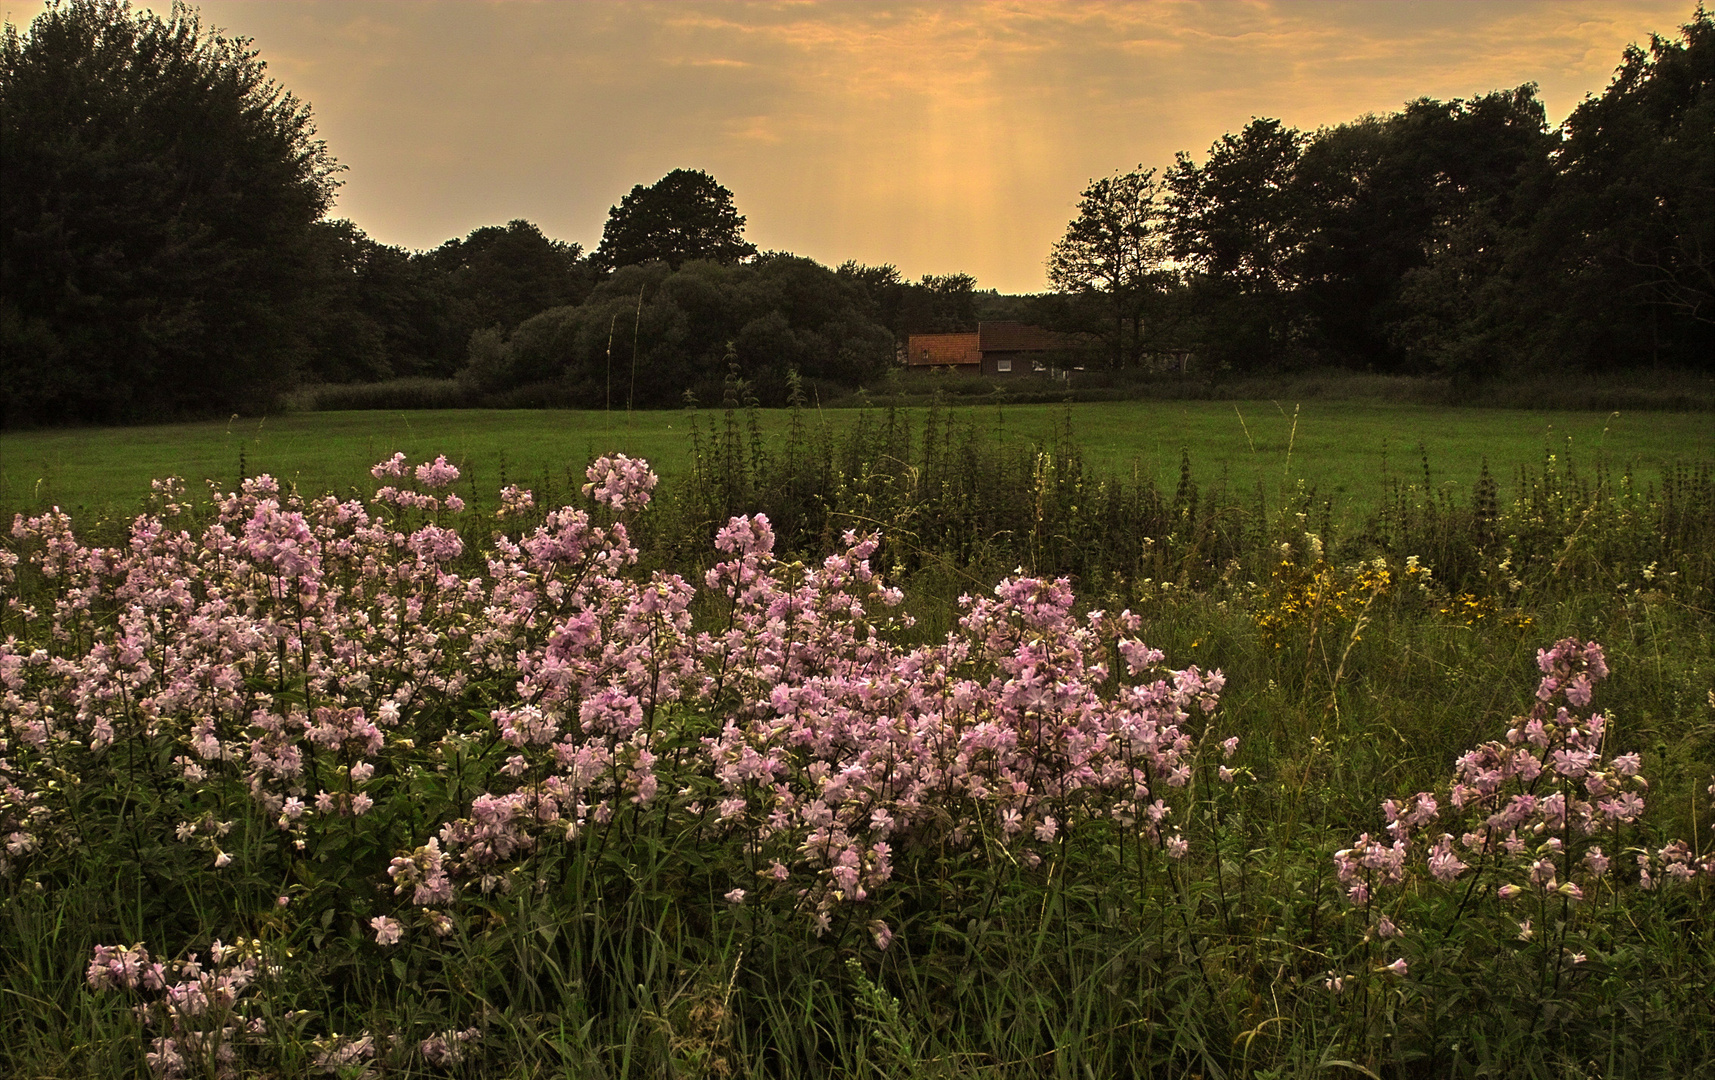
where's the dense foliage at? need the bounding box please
[1065,10,1713,379]
[0,0,340,424]
[593,169,759,272]
[469,257,892,408]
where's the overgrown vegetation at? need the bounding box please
[3,398,1711,1078]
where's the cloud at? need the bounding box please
[1,0,1695,292]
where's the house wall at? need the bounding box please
[908,325,1076,376]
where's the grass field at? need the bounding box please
[4,401,1714,1077]
[4,400,1711,523]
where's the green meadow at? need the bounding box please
[3,400,1710,523]
[5,400,1715,1077]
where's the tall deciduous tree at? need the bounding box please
[1529,7,1714,370]
[1047,167,1171,368]
[420,219,594,336]
[1297,87,1556,373]
[1165,118,1307,369]
[593,169,758,271]
[1,0,341,423]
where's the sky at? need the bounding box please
[2,0,1699,293]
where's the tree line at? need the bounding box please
[1048,9,1713,379]
[2,0,1709,425]
[0,1,989,422]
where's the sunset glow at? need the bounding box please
[3,0,1696,291]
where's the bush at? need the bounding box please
[288,378,474,411]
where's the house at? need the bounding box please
[905,321,1077,377]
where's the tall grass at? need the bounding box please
[2,389,1712,1079]
[661,370,1714,602]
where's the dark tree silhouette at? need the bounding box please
[1,0,341,423]
[1047,167,1173,368]
[593,169,758,271]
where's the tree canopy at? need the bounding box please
[593,169,758,272]
[4,0,1708,424]
[1053,8,1711,381]
[1,0,341,423]
[469,254,892,408]
[1047,168,1172,367]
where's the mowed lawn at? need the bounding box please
[2,401,1710,523]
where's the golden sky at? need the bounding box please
[3,1,1698,293]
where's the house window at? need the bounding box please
[996,358,1012,373]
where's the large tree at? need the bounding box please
[1165,118,1307,369]
[299,219,455,384]
[1527,8,1714,370]
[419,219,594,335]
[1047,167,1172,368]
[1,0,341,423]
[593,169,758,272]
[1295,87,1556,372]
[408,219,595,373]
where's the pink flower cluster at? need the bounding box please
[370,451,466,511]
[1335,637,1715,953]
[671,519,1230,924]
[86,939,267,1080]
[5,452,1232,961]
[581,453,657,511]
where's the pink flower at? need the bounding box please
[724,888,746,904]
[414,455,460,489]
[583,455,658,511]
[869,920,893,950]
[1378,958,1408,977]
[370,916,402,946]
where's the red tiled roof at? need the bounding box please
[907,332,980,367]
